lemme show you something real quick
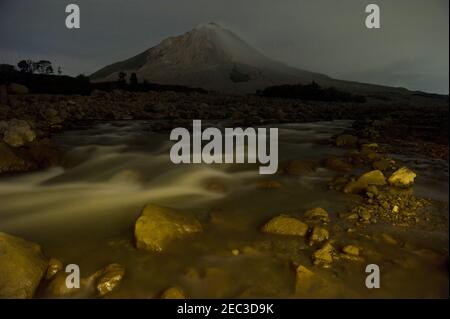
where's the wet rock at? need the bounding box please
[285,159,317,175]
[323,156,352,172]
[388,167,416,187]
[44,271,82,297]
[93,263,125,297]
[2,119,36,147]
[161,286,186,299]
[0,141,37,174]
[342,245,360,256]
[335,134,358,148]
[344,170,386,194]
[309,226,329,246]
[46,258,63,280]
[295,265,315,295]
[303,207,330,223]
[7,83,29,95]
[313,242,334,266]
[134,203,203,252]
[262,215,308,237]
[0,232,47,298]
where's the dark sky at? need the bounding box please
[0,0,448,93]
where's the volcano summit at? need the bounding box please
[90,23,357,93]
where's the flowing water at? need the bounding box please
[0,120,448,298]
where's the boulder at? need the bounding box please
[2,119,36,147]
[335,134,358,148]
[262,215,308,237]
[7,83,29,95]
[344,170,386,194]
[0,232,48,298]
[93,263,125,297]
[388,167,416,187]
[134,204,203,252]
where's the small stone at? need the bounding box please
[359,210,371,221]
[342,245,360,256]
[46,258,63,280]
[94,263,125,297]
[313,242,334,266]
[309,226,329,246]
[161,286,186,299]
[303,207,329,223]
[344,170,386,194]
[262,215,308,236]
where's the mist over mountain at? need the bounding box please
[91,23,408,95]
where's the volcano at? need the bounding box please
[90,23,406,94]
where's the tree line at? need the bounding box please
[17,60,62,75]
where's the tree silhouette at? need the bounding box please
[17,60,33,73]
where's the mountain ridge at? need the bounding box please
[90,23,409,95]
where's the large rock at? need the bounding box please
[262,215,308,236]
[0,141,36,174]
[134,204,203,252]
[92,263,125,297]
[388,167,416,187]
[7,83,29,95]
[344,170,386,194]
[0,232,48,298]
[2,119,36,147]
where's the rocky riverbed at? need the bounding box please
[0,87,448,298]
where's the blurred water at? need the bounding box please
[0,120,447,298]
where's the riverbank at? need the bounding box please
[0,87,448,298]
